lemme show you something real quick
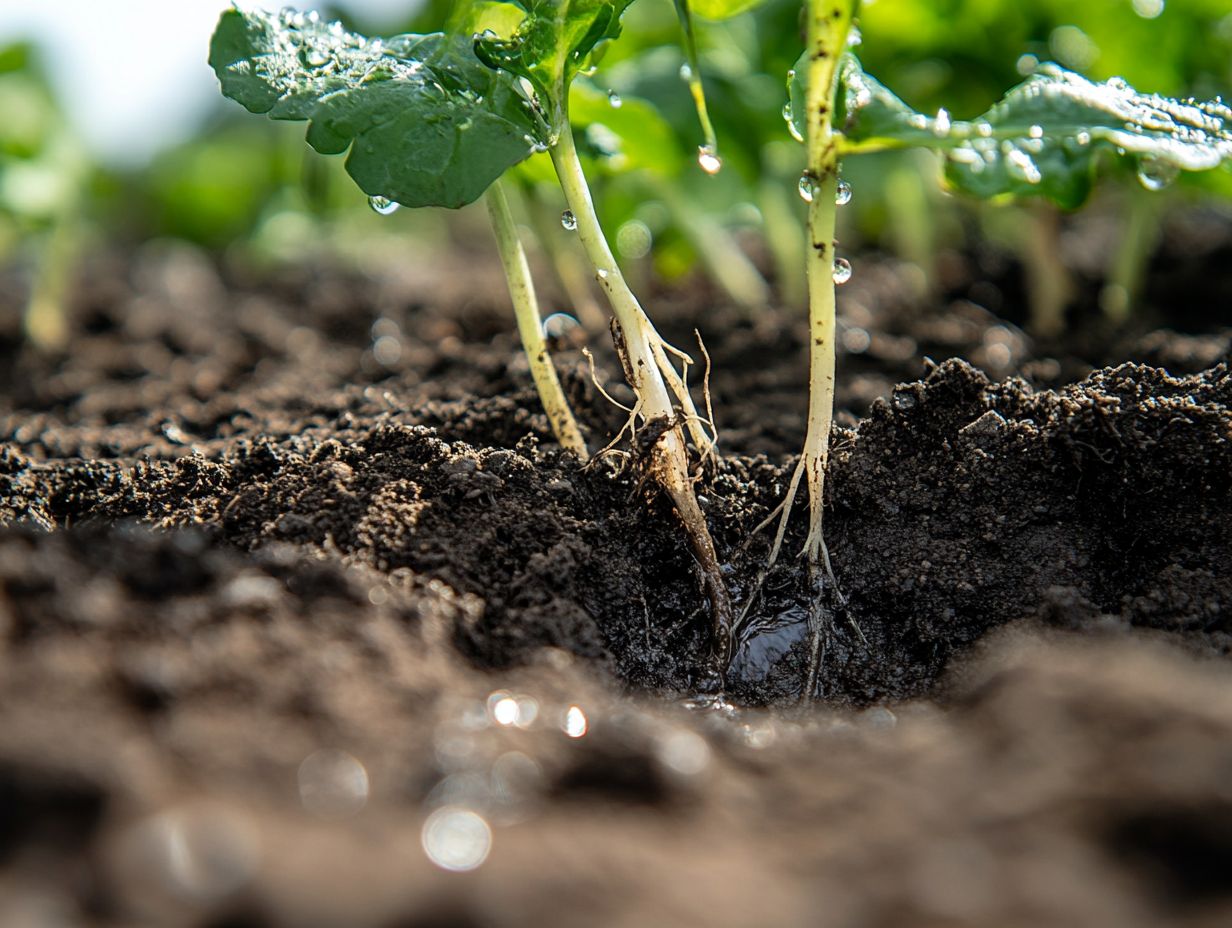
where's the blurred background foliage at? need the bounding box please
[2,0,1230,342]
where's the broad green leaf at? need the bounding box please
[209,7,542,209]
[475,0,637,112]
[688,0,771,20]
[789,55,1232,208]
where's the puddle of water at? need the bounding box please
[728,603,809,685]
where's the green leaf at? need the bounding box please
[475,0,637,112]
[209,7,542,209]
[687,0,770,21]
[815,57,1232,208]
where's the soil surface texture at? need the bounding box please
[1,235,1230,927]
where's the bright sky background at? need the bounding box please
[0,0,421,166]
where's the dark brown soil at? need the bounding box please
[1,234,1230,926]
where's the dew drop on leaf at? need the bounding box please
[832,257,852,285]
[305,47,330,68]
[368,195,400,216]
[697,145,722,175]
[797,174,815,203]
[1028,125,1044,139]
[608,90,622,108]
[1137,157,1179,191]
[560,209,577,231]
[835,180,852,206]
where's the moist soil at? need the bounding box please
[0,227,1230,927]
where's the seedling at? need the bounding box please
[761,0,1232,693]
[211,1,1231,695]
[209,3,735,671]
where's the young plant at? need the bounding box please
[209,3,736,670]
[769,0,1232,694]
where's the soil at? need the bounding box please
[1,222,1230,927]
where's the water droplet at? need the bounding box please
[1076,131,1091,146]
[563,705,588,738]
[835,180,853,205]
[797,174,816,203]
[297,750,369,819]
[560,209,577,231]
[656,730,711,776]
[305,47,330,67]
[543,313,581,339]
[697,145,722,175]
[616,220,652,259]
[1028,124,1044,139]
[846,25,863,48]
[491,695,519,726]
[1137,157,1179,191]
[832,257,852,285]
[785,106,804,142]
[596,269,609,280]
[933,108,952,137]
[679,63,693,81]
[421,807,491,872]
[368,195,399,216]
[607,89,622,108]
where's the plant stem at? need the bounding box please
[650,176,771,312]
[758,0,853,699]
[24,212,77,352]
[1102,189,1162,325]
[485,180,589,459]
[1021,204,1073,339]
[549,118,735,668]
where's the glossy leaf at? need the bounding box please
[475,0,637,111]
[209,7,542,209]
[789,55,1232,208]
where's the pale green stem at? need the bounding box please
[884,155,936,297]
[765,1,851,567]
[549,118,735,665]
[485,181,589,459]
[1022,204,1074,339]
[651,176,771,312]
[24,211,77,352]
[753,0,852,699]
[671,0,720,162]
[1102,189,1163,325]
[758,174,808,309]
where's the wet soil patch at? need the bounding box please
[1,241,1230,926]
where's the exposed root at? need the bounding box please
[582,347,634,413]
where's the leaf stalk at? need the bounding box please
[485,180,590,458]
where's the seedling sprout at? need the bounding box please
[210,0,1232,696]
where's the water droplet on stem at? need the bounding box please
[832,258,852,285]
[835,180,852,206]
[797,174,815,203]
[607,89,622,108]
[697,145,722,175]
[561,209,577,231]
